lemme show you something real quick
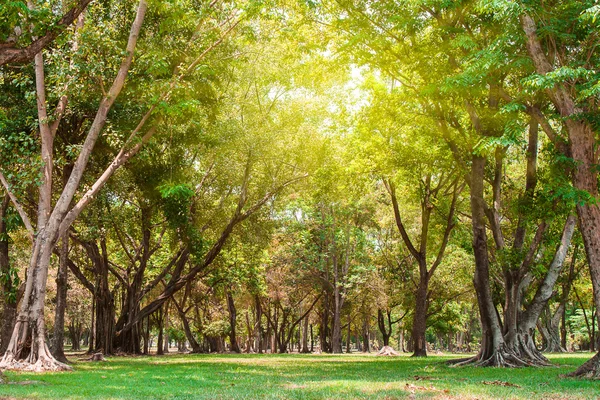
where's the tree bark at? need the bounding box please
[50,235,69,363]
[412,279,429,357]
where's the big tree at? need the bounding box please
[0,0,241,370]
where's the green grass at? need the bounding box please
[0,353,598,399]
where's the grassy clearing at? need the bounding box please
[0,352,598,399]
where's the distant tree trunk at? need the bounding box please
[255,296,263,354]
[142,316,149,355]
[377,309,393,347]
[362,317,370,353]
[399,329,406,352]
[173,292,201,354]
[0,195,17,355]
[87,298,95,354]
[226,291,240,353]
[51,235,69,363]
[539,304,564,353]
[92,241,115,355]
[163,300,170,354]
[320,292,331,353]
[245,309,253,353]
[68,323,82,352]
[331,252,345,354]
[561,306,568,351]
[346,320,351,353]
[301,315,310,353]
[157,307,164,355]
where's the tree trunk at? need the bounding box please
[331,307,342,353]
[87,298,95,354]
[451,156,524,367]
[346,320,351,353]
[505,215,575,364]
[301,315,310,353]
[175,302,201,353]
[51,235,69,363]
[226,291,240,353]
[255,296,263,354]
[412,278,429,357]
[377,309,392,348]
[157,306,164,355]
[362,317,370,353]
[0,195,17,356]
[163,300,170,354]
[0,230,71,371]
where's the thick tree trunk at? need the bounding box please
[51,235,69,363]
[451,156,524,367]
[331,307,342,353]
[412,278,428,357]
[539,304,565,353]
[0,231,71,371]
[506,215,575,364]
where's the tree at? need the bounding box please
[0,0,241,370]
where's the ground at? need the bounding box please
[0,352,598,399]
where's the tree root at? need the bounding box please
[567,352,600,379]
[0,353,72,372]
[448,347,534,368]
[377,346,400,356]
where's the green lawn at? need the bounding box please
[0,353,598,399]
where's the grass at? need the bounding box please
[0,352,598,399]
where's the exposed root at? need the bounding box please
[377,346,400,356]
[508,334,553,367]
[0,352,72,372]
[447,355,478,367]
[448,346,532,368]
[567,351,600,378]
